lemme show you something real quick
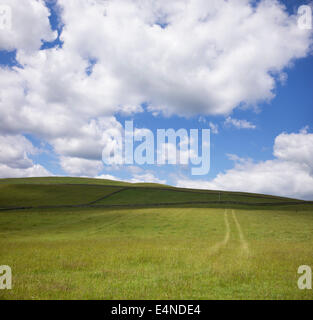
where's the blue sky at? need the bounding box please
[0,0,312,199]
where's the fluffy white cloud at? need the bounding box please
[176,129,313,200]
[0,134,51,178]
[96,174,121,182]
[0,0,312,178]
[52,117,123,160]
[273,126,313,170]
[224,117,256,129]
[0,163,51,178]
[0,0,56,52]
[56,0,312,117]
[2,0,311,135]
[129,172,166,184]
[60,156,103,177]
[0,135,36,169]
[96,172,166,185]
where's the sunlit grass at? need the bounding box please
[1,206,312,300]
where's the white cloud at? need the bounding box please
[0,135,36,169]
[0,0,56,52]
[96,172,166,185]
[273,126,313,170]
[56,0,312,117]
[52,117,122,160]
[2,0,311,135]
[224,116,256,129]
[176,129,313,200]
[0,134,51,178]
[129,172,166,184]
[226,153,251,163]
[60,156,103,177]
[0,0,312,178]
[96,174,120,182]
[0,163,51,178]
[198,118,219,134]
[209,122,219,134]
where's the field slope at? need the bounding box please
[0,177,312,300]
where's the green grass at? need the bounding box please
[0,177,301,210]
[0,177,132,187]
[0,184,122,208]
[0,177,300,201]
[95,188,298,206]
[0,177,312,300]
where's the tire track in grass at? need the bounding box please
[210,209,230,254]
[231,209,249,255]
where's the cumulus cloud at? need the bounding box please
[0,135,36,169]
[56,0,312,117]
[0,135,51,178]
[0,163,51,178]
[0,0,312,177]
[60,156,103,177]
[96,174,121,182]
[128,172,166,184]
[2,0,312,134]
[0,0,56,52]
[96,172,166,185]
[273,126,313,170]
[52,117,123,160]
[224,117,256,129]
[176,129,313,200]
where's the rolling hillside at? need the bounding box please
[0,177,308,210]
[0,177,312,300]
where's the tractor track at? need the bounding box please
[232,209,249,255]
[209,209,230,254]
[209,209,249,256]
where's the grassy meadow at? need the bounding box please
[0,177,312,300]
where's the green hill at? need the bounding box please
[0,176,132,186]
[0,177,312,300]
[0,177,306,210]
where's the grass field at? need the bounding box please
[0,177,312,300]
